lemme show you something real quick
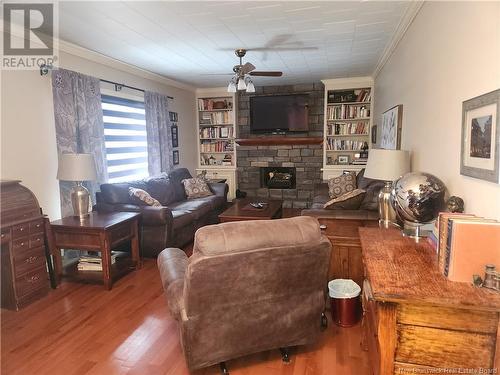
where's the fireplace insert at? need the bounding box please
[260,167,296,189]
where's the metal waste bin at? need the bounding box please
[328,279,361,327]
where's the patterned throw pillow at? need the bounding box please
[324,189,366,210]
[182,178,213,199]
[327,172,357,198]
[128,187,162,207]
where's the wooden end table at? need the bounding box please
[218,198,283,223]
[48,212,141,290]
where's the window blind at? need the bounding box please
[101,94,149,183]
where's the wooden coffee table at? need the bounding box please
[218,198,283,223]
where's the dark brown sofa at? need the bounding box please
[157,216,332,372]
[95,168,228,257]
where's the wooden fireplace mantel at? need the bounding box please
[235,137,323,146]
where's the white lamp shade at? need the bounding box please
[246,80,255,93]
[364,149,410,181]
[227,81,236,93]
[57,153,97,181]
[237,78,246,90]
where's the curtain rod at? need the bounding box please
[40,64,174,100]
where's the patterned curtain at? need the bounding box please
[51,68,107,217]
[144,91,173,175]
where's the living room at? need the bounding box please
[1,1,499,375]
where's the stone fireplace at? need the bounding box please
[236,83,324,208]
[260,167,296,189]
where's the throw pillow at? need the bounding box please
[327,172,357,198]
[128,187,162,207]
[182,178,213,199]
[324,189,366,210]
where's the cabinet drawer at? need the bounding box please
[14,246,46,276]
[15,266,47,298]
[12,223,29,238]
[12,237,30,252]
[29,233,44,248]
[1,228,11,243]
[29,220,44,234]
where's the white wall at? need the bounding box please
[1,46,196,220]
[374,1,500,219]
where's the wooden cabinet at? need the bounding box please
[360,228,500,375]
[196,168,237,201]
[0,181,49,310]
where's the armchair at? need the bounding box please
[157,216,332,372]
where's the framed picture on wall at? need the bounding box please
[380,105,403,150]
[173,150,179,165]
[169,111,178,122]
[371,125,377,144]
[460,89,500,183]
[171,125,178,148]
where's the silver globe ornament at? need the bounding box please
[391,172,446,238]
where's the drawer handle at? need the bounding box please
[20,227,25,232]
[35,224,41,228]
[25,256,38,264]
[1,234,5,238]
[20,242,25,247]
[27,275,40,283]
[33,238,41,242]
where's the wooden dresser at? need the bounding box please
[1,181,49,310]
[359,227,500,375]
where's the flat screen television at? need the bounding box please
[250,94,309,133]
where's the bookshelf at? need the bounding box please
[195,88,237,201]
[321,77,374,180]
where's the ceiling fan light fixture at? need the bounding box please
[246,79,255,93]
[227,79,236,93]
[237,77,247,90]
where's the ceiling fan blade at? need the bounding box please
[199,73,234,76]
[240,62,255,75]
[248,47,318,52]
[249,71,283,77]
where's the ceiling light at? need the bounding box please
[237,77,246,90]
[246,79,255,93]
[227,79,236,93]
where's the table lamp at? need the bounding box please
[364,149,410,228]
[57,153,97,217]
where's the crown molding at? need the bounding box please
[57,39,196,92]
[372,1,424,78]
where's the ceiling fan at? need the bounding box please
[226,49,283,93]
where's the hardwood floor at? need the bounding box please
[1,259,371,375]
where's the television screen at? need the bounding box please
[250,94,309,133]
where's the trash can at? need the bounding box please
[328,279,362,327]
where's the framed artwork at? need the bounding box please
[171,125,178,148]
[338,155,349,165]
[169,111,178,122]
[460,89,500,183]
[173,150,179,165]
[371,125,377,144]
[380,105,403,150]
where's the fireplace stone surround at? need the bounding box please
[236,83,324,208]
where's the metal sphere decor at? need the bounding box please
[391,172,446,228]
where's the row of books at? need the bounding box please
[351,157,368,165]
[199,111,232,125]
[327,122,369,136]
[77,253,119,271]
[200,154,233,166]
[200,126,234,139]
[327,89,371,104]
[432,212,499,283]
[197,98,232,111]
[326,104,370,120]
[326,139,366,151]
[200,140,234,153]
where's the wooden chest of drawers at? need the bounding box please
[1,181,49,310]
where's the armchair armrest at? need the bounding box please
[157,248,188,320]
[208,182,228,198]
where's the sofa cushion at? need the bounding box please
[129,187,162,207]
[100,180,149,205]
[168,200,213,220]
[172,210,195,230]
[324,189,366,210]
[146,174,178,206]
[168,168,193,202]
[327,172,357,198]
[182,178,213,199]
[193,195,225,210]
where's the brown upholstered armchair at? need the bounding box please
[157,216,332,373]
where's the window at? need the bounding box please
[101,93,148,183]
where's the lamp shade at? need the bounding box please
[57,153,97,181]
[364,149,410,181]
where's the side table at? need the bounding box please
[48,212,141,290]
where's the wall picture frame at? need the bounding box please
[371,125,377,144]
[171,125,178,148]
[169,111,178,122]
[338,155,349,165]
[173,150,179,165]
[460,89,500,183]
[380,104,403,150]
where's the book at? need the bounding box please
[445,219,500,283]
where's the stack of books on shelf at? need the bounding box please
[200,140,233,153]
[199,112,232,125]
[200,126,234,139]
[326,104,370,120]
[355,89,371,102]
[351,155,368,165]
[78,252,119,271]
[197,98,231,111]
[327,122,368,135]
[436,212,499,283]
[326,139,366,151]
[200,154,233,166]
